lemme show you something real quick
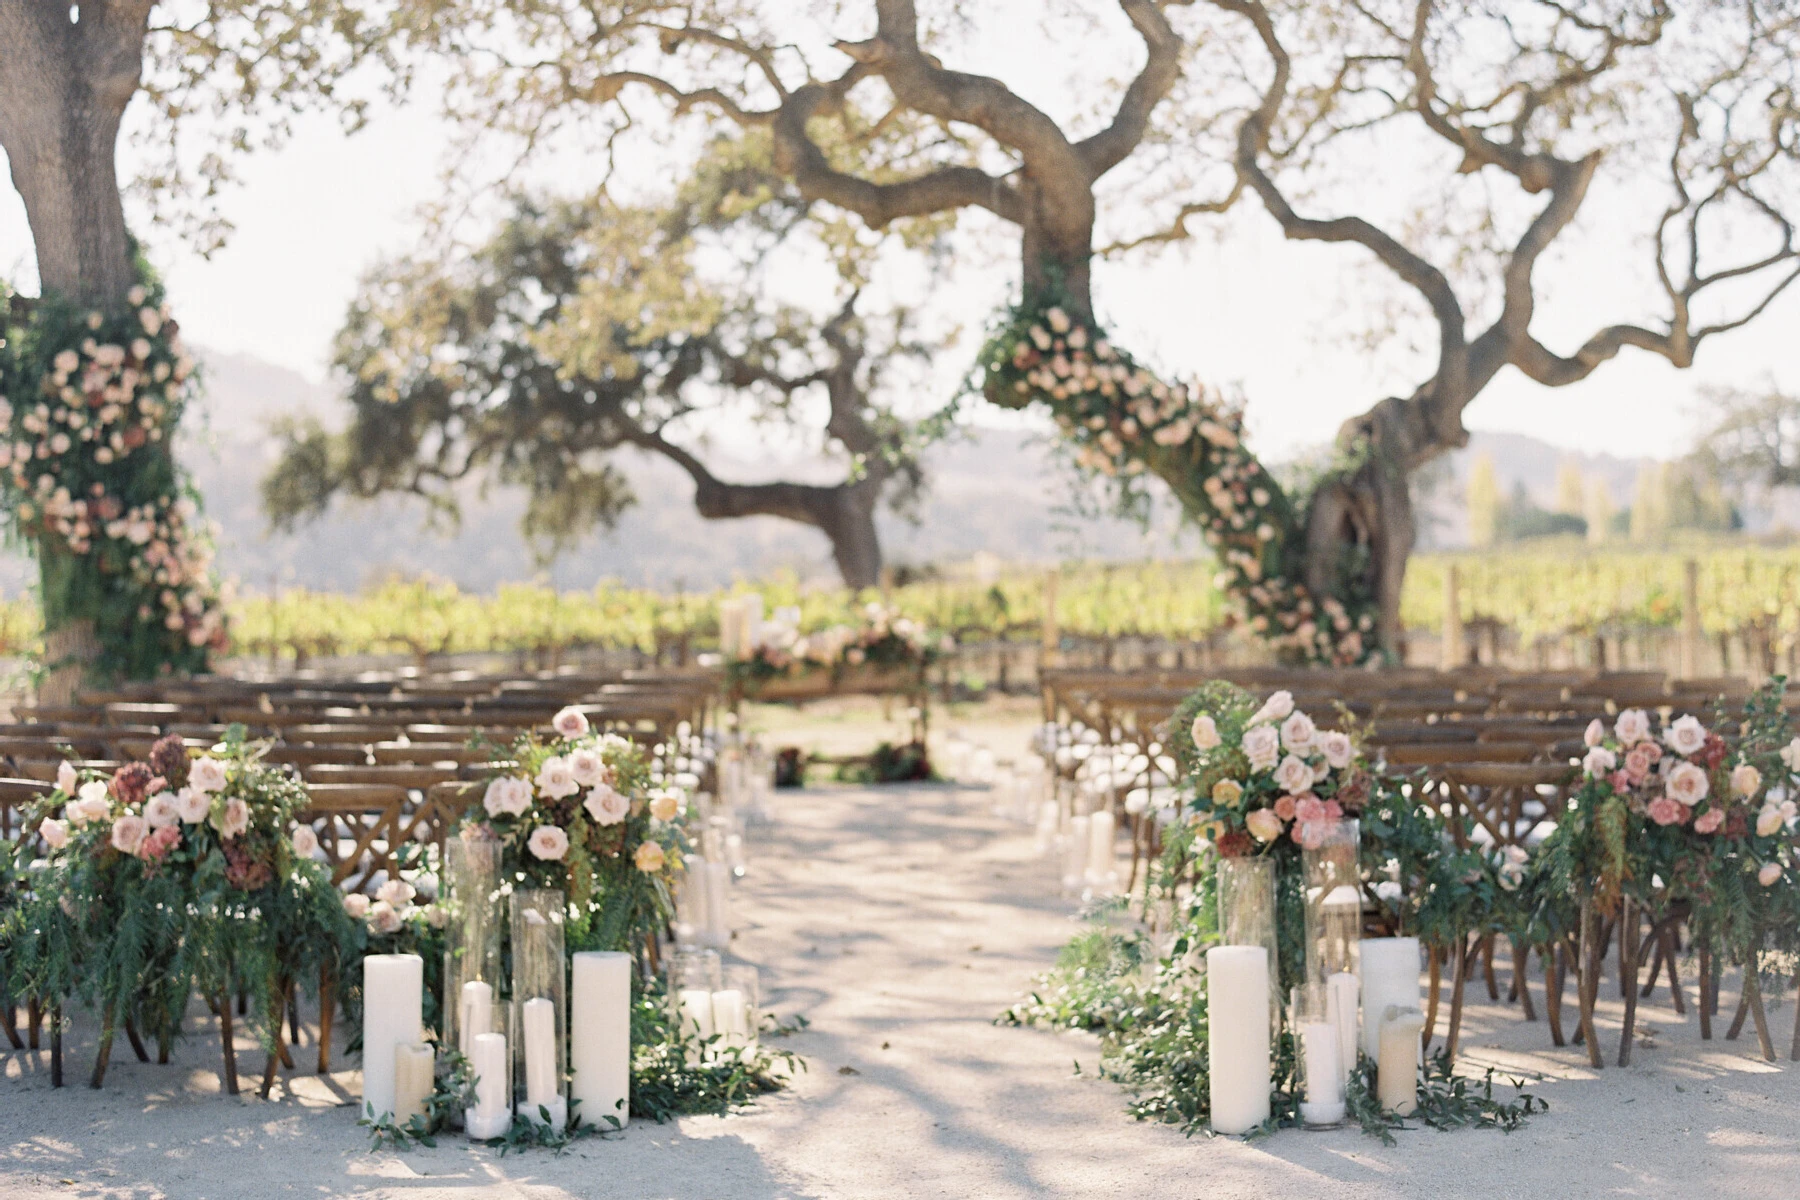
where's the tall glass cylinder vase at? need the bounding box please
[1216,854,1280,1036]
[443,834,504,1060]
[1303,818,1363,1080]
[510,889,567,1131]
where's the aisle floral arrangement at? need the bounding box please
[726,602,942,690]
[2,729,354,1078]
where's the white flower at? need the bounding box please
[569,747,607,788]
[583,785,629,826]
[1583,719,1605,748]
[535,756,580,800]
[1665,761,1709,807]
[483,776,533,818]
[1279,711,1317,754]
[211,797,250,839]
[527,825,570,861]
[1731,764,1763,799]
[110,815,147,855]
[1250,690,1294,726]
[377,878,416,907]
[176,786,211,824]
[189,756,228,794]
[1582,746,1618,779]
[424,904,450,928]
[144,791,180,828]
[1318,731,1353,771]
[56,761,78,795]
[1665,715,1708,758]
[1782,737,1800,773]
[552,707,590,739]
[1614,709,1651,747]
[1241,724,1281,772]
[367,900,403,935]
[1189,714,1220,751]
[291,825,320,859]
[39,817,69,850]
[1274,754,1314,796]
[343,893,371,918]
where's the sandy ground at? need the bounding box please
[4,772,1800,1199]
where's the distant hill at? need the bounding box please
[0,349,1747,596]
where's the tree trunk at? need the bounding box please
[823,480,883,590]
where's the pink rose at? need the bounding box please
[1609,770,1632,793]
[1274,754,1314,796]
[292,825,320,858]
[1694,809,1725,835]
[1758,861,1783,887]
[39,817,69,850]
[1647,796,1686,827]
[1293,820,1327,850]
[1666,761,1709,807]
[552,707,590,739]
[1279,711,1317,753]
[1273,795,1298,821]
[584,785,629,826]
[483,776,533,818]
[1624,747,1653,785]
[1318,731,1353,770]
[1293,794,1326,825]
[527,824,570,861]
[534,756,580,800]
[367,900,403,934]
[1614,709,1650,747]
[1322,799,1344,821]
[1245,808,1283,843]
[110,814,147,854]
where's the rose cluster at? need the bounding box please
[735,602,943,679]
[0,286,227,654]
[1182,689,1368,854]
[984,302,1374,665]
[469,706,680,881]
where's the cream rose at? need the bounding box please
[1613,709,1651,747]
[39,817,69,850]
[1759,861,1784,887]
[56,760,78,795]
[1756,804,1787,838]
[1783,737,1800,773]
[1665,715,1708,757]
[189,756,228,794]
[377,878,416,907]
[1241,725,1281,772]
[483,776,533,818]
[1279,711,1317,754]
[292,825,320,858]
[527,825,570,861]
[367,900,403,935]
[535,756,580,800]
[1583,719,1605,748]
[1665,761,1709,807]
[1250,690,1294,726]
[1582,746,1618,779]
[584,785,629,826]
[1190,714,1221,751]
[1318,731,1353,771]
[552,707,590,739]
[144,791,180,828]
[1731,764,1763,798]
[343,893,371,918]
[569,748,608,789]
[1274,754,1314,796]
[213,797,250,840]
[1245,808,1283,842]
[176,786,211,824]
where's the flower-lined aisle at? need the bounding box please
[0,706,799,1147]
[1006,676,1800,1138]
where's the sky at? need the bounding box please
[2,6,1795,468]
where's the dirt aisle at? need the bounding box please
[3,783,1798,1198]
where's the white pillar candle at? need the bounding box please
[712,988,749,1041]
[393,1042,435,1127]
[465,1031,512,1139]
[1378,1006,1426,1115]
[1206,945,1271,1135]
[1325,971,1360,1085]
[520,995,566,1130]
[679,987,716,1040]
[1358,936,1422,1062]
[360,953,423,1120]
[1087,810,1116,881]
[1297,1020,1345,1125]
[570,951,631,1132]
[460,980,493,1058]
[742,594,763,650]
[1064,814,1090,889]
[682,854,713,942]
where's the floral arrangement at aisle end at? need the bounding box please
[1538,682,1800,963]
[3,730,355,1071]
[463,706,684,952]
[0,268,227,678]
[980,293,1375,665]
[727,602,944,690]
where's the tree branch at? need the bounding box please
[1076,0,1188,181]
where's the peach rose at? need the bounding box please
[1731,764,1763,798]
[1245,808,1283,842]
[634,841,667,872]
[39,817,69,850]
[1758,861,1783,887]
[1693,809,1725,835]
[1665,761,1709,807]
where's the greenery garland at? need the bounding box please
[0,261,226,682]
[979,293,1376,664]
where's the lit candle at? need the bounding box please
[1358,936,1421,1061]
[521,996,565,1130]
[570,952,631,1132]
[679,987,716,1040]
[459,980,493,1058]
[1325,971,1360,1085]
[1087,810,1116,883]
[360,953,422,1121]
[1298,1019,1344,1126]
[1378,1006,1425,1114]
[465,1031,512,1139]
[711,988,749,1042]
[392,1042,434,1127]
[1206,945,1271,1135]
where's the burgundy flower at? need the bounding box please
[1724,808,1750,840]
[147,734,189,790]
[223,842,274,890]
[1215,830,1255,858]
[109,761,155,808]
[1699,733,1729,771]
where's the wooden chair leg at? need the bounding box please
[1446,933,1471,1063]
[1661,925,1686,1016]
[1579,902,1604,1069]
[1727,985,1750,1041]
[50,1005,62,1088]
[1512,938,1537,1021]
[1744,965,1776,1063]
[124,1017,150,1063]
[1544,944,1565,1046]
[1617,900,1641,1067]
[219,990,240,1096]
[1698,940,1714,1039]
[1482,935,1499,1001]
[317,966,334,1075]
